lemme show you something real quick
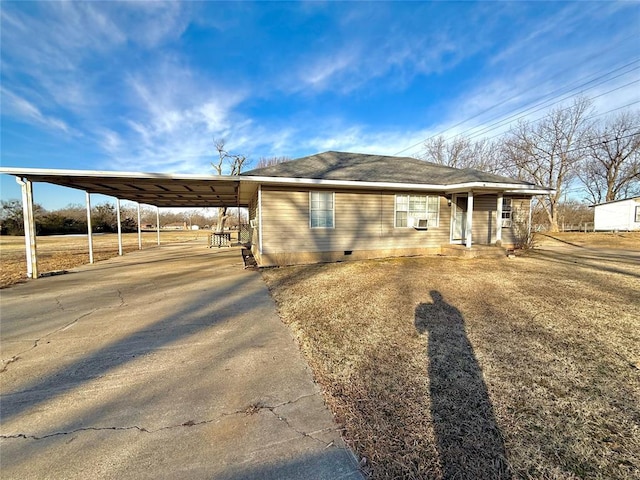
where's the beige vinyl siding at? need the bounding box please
[502,197,531,245]
[471,194,499,245]
[260,186,450,256]
[466,194,531,246]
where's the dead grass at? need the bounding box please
[0,231,206,288]
[536,231,640,249]
[262,236,640,479]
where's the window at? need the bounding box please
[635,206,640,223]
[310,191,334,228]
[395,195,439,228]
[502,198,512,227]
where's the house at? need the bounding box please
[239,151,550,266]
[0,151,552,274]
[592,196,640,231]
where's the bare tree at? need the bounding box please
[212,139,248,232]
[502,98,592,232]
[421,135,503,174]
[255,156,291,169]
[578,110,640,204]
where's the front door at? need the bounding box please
[451,195,467,242]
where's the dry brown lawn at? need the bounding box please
[0,231,207,288]
[262,232,640,479]
[537,231,640,249]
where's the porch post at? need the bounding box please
[116,198,123,256]
[496,194,503,243]
[528,198,533,240]
[86,192,94,264]
[156,206,161,245]
[258,185,263,255]
[17,177,38,278]
[137,203,142,250]
[465,191,474,248]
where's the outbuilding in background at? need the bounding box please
[592,196,640,231]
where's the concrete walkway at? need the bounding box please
[0,242,362,479]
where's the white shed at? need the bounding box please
[593,196,640,231]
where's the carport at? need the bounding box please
[0,167,258,278]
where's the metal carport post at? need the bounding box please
[15,177,38,278]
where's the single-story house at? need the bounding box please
[0,151,552,272]
[239,151,550,266]
[592,196,640,231]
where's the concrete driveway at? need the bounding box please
[0,242,362,479]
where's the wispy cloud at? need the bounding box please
[95,55,248,172]
[1,87,74,134]
[287,3,492,95]
[1,2,192,126]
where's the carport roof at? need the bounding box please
[0,167,253,208]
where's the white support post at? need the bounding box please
[237,182,241,245]
[17,177,32,278]
[16,177,38,278]
[465,191,474,248]
[496,194,503,243]
[156,206,160,245]
[258,185,263,255]
[86,192,94,264]
[137,203,142,250]
[528,198,533,241]
[116,198,123,256]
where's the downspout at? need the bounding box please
[16,177,38,278]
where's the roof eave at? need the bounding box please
[0,167,240,182]
[241,175,550,194]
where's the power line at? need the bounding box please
[394,59,638,155]
[465,79,640,143]
[565,130,640,155]
[463,68,639,141]
[587,99,640,120]
[474,96,640,146]
[393,35,640,156]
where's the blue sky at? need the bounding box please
[1,1,639,209]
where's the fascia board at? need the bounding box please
[0,167,240,182]
[240,175,548,193]
[0,167,553,196]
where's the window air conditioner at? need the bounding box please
[414,218,428,230]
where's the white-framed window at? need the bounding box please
[310,191,334,228]
[395,194,439,228]
[635,206,640,223]
[502,197,512,227]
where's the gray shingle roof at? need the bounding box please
[242,151,534,186]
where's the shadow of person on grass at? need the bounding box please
[415,290,512,479]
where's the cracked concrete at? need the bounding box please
[0,243,363,480]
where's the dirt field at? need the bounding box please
[262,232,640,479]
[0,231,208,288]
